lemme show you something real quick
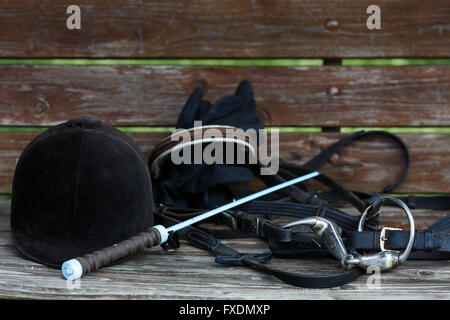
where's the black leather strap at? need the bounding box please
[278,163,367,213]
[255,170,333,208]
[345,216,450,260]
[156,211,364,289]
[239,201,379,232]
[302,130,411,194]
[346,230,445,252]
[316,191,450,211]
[216,254,364,289]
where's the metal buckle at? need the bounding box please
[345,196,415,271]
[379,227,402,252]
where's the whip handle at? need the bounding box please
[62,225,168,280]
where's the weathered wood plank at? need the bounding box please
[0,200,448,299]
[0,65,449,127]
[0,1,448,58]
[0,131,449,194]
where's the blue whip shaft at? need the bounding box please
[166,171,319,233]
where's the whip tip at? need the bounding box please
[62,259,83,281]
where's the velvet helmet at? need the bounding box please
[10,115,154,268]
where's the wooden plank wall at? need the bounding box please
[0,1,448,58]
[0,0,448,300]
[0,1,448,197]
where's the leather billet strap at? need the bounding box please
[148,125,258,179]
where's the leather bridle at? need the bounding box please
[149,126,450,288]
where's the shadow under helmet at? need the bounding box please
[10,115,154,268]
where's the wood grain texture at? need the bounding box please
[0,65,449,127]
[0,1,448,58]
[0,200,448,299]
[0,131,449,194]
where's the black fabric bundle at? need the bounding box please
[153,80,263,209]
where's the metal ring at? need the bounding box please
[357,196,415,264]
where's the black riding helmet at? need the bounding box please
[10,115,154,267]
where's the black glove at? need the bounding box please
[153,80,263,209]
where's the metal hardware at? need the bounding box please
[345,251,401,271]
[345,196,415,271]
[364,194,384,220]
[256,216,260,237]
[220,211,238,230]
[283,217,351,266]
[379,227,402,252]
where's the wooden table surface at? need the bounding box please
[0,199,449,300]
